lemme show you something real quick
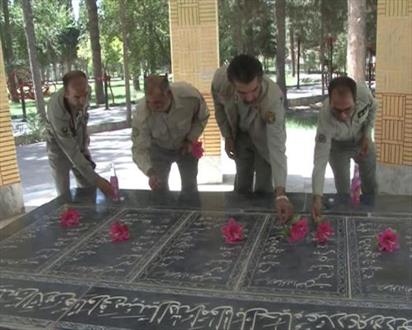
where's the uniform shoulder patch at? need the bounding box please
[317,134,326,143]
[264,111,276,124]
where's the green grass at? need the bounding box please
[286,111,318,130]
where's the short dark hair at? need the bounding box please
[328,76,357,102]
[63,70,87,89]
[227,54,263,84]
[144,74,170,94]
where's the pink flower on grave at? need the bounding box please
[377,228,399,253]
[192,140,204,159]
[221,217,244,244]
[110,222,129,243]
[351,164,361,207]
[314,220,334,244]
[59,208,80,228]
[288,217,309,243]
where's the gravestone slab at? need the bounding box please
[0,190,411,330]
[27,284,412,330]
[136,211,267,290]
[0,205,117,273]
[46,209,190,281]
[0,277,90,329]
[348,216,412,302]
[241,215,348,298]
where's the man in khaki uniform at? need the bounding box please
[46,70,113,197]
[211,54,293,222]
[312,76,377,219]
[132,75,209,193]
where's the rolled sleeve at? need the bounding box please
[186,96,210,142]
[212,84,232,139]
[312,112,333,196]
[47,115,98,186]
[131,104,152,175]
[266,96,287,188]
[364,95,377,138]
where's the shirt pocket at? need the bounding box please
[151,120,168,139]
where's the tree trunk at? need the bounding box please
[320,0,326,96]
[2,0,19,102]
[52,62,58,81]
[275,0,287,109]
[120,0,132,125]
[347,0,366,82]
[85,0,105,104]
[290,26,296,77]
[21,0,46,121]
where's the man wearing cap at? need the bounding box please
[312,76,377,219]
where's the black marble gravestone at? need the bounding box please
[0,189,411,329]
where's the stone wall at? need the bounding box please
[375,0,412,194]
[0,42,24,219]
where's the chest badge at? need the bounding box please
[264,111,276,124]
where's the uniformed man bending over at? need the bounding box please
[46,70,113,197]
[211,54,293,222]
[132,75,209,193]
[312,76,377,219]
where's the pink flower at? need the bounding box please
[314,221,334,244]
[221,217,244,244]
[192,141,204,159]
[288,217,309,243]
[110,222,129,243]
[377,228,399,252]
[351,164,361,206]
[60,208,80,228]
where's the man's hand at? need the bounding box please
[96,176,114,197]
[355,135,369,161]
[275,195,294,224]
[180,140,192,155]
[225,137,236,159]
[147,168,162,191]
[312,195,322,223]
[148,175,162,191]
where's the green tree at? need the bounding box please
[21,0,46,121]
[347,0,366,81]
[86,0,105,104]
[0,0,19,102]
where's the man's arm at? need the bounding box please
[312,120,332,198]
[363,89,377,137]
[186,95,210,142]
[212,83,232,139]
[265,95,287,192]
[131,103,152,176]
[47,112,98,186]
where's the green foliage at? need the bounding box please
[218,0,276,63]
[23,112,46,143]
[99,0,170,77]
[1,0,376,87]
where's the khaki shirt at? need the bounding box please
[45,88,97,185]
[211,66,287,188]
[131,82,209,175]
[312,82,377,195]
